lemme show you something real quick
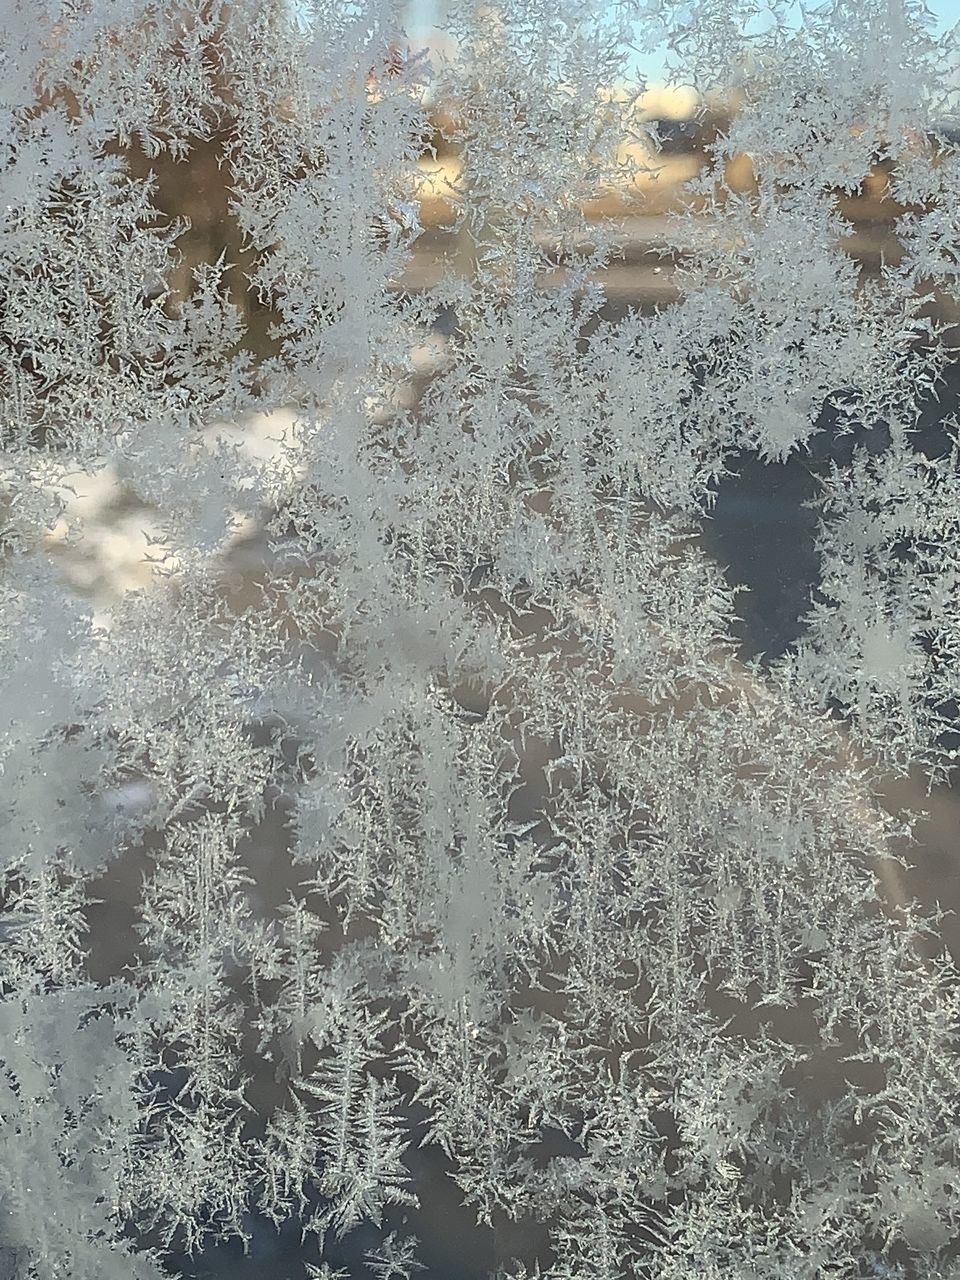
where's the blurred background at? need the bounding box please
[143,0,960,349]
[115,0,960,659]
[21,3,960,1276]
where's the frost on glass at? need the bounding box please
[1,0,960,1277]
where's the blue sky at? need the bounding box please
[404,0,960,84]
[289,0,960,86]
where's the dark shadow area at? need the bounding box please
[703,359,960,663]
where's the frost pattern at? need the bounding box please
[1,1,960,1278]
